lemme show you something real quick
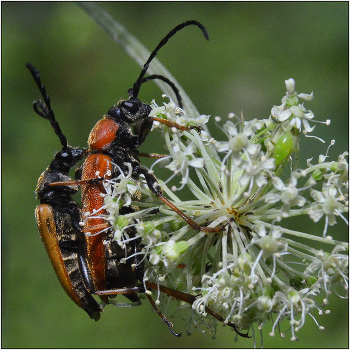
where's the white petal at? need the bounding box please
[256,224,267,237]
[328,214,337,226]
[306,157,314,166]
[285,78,295,94]
[171,143,181,153]
[272,176,285,190]
[185,142,196,154]
[246,142,260,155]
[295,195,306,207]
[328,187,338,197]
[256,174,268,187]
[265,193,281,204]
[310,189,324,203]
[304,111,314,120]
[271,106,282,119]
[215,141,230,152]
[302,119,315,133]
[278,109,292,121]
[224,121,238,136]
[263,158,276,170]
[189,158,204,168]
[290,117,301,129]
[196,114,210,124]
[298,92,314,101]
[290,105,304,118]
[200,130,210,141]
[309,208,324,222]
[239,173,250,187]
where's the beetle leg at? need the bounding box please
[138,152,169,159]
[145,293,182,337]
[140,168,224,233]
[146,282,250,338]
[80,223,110,234]
[149,116,202,133]
[96,286,181,337]
[48,177,105,187]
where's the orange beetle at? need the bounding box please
[76,21,248,337]
[78,20,219,306]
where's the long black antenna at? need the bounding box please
[140,74,183,108]
[26,63,68,149]
[131,20,209,99]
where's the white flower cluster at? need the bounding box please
[97,81,348,342]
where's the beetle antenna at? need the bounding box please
[131,20,209,99]
[26,62,68,149]
[140,74,183,108]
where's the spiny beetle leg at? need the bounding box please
[95,286,144,296]
[96,286,181,337]
[80,223,110,234]
[146,282,250,338]
[145,293,182,337]
[140,168,224,233]
[48,177,105,187]
[150,116,202,133]
[138,152,169,159]
[158,194,225,233]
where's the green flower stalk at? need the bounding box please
[87,78,348,342]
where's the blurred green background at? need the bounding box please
[2,2,348,348]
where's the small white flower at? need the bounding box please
[215,119,260,158]
[265,175,307,217]
[239,153,275,193]
[289,105,315,132]
[251,226,285,258]
[165,139,204,189]
[309,185,346,235]
[257,295,275,312]
[271,79,316,134]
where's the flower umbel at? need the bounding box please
[100,81,348,342]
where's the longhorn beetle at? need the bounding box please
[77,19,247,337]
[27,62,184,333]
[28,20,249,338]
[27,63,102,321]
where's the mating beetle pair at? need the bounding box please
[28,21,249,338]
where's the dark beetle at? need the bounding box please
[28,63,102,320]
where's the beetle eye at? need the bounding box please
[123,101,139,114]
[57,150,72,163]
[108,106,121,120]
